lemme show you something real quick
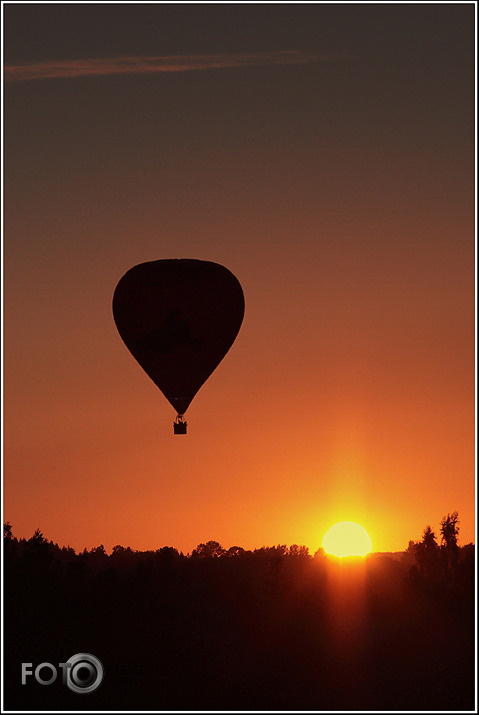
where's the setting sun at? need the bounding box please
[322,522,372,557]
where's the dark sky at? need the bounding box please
[4,4,474,62]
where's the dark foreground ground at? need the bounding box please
[4,537,475,711]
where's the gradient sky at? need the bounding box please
[4,3,475,554]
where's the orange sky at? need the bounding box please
[3,4,475,553]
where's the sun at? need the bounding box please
[322,521,372,557]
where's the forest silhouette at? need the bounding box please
[3,513,475,711]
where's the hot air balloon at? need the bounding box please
[112,259,245,433]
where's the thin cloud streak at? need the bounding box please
[5,50,346,82]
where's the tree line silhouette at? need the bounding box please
[4,513,474,711]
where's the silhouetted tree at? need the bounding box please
[422,525,437,549]
[110,544,136,569]
[254,544,288,557]
[112,544,127,554]
[3,522,18,561]
[191,540,226,558]
[25,528,50,558]
[155,546,182,564]
[440,512,460,585]
[288,544,309,557]
[227,546,245,557]
[410,525,441,590]
[91,544,106,555]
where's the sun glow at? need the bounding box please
[322,521,372,557]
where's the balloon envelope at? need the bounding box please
[112,259,245,416]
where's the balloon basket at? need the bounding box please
[174,416,187,435]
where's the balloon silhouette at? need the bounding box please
[113,259,245,433]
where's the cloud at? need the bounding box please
[4,50,343,82]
